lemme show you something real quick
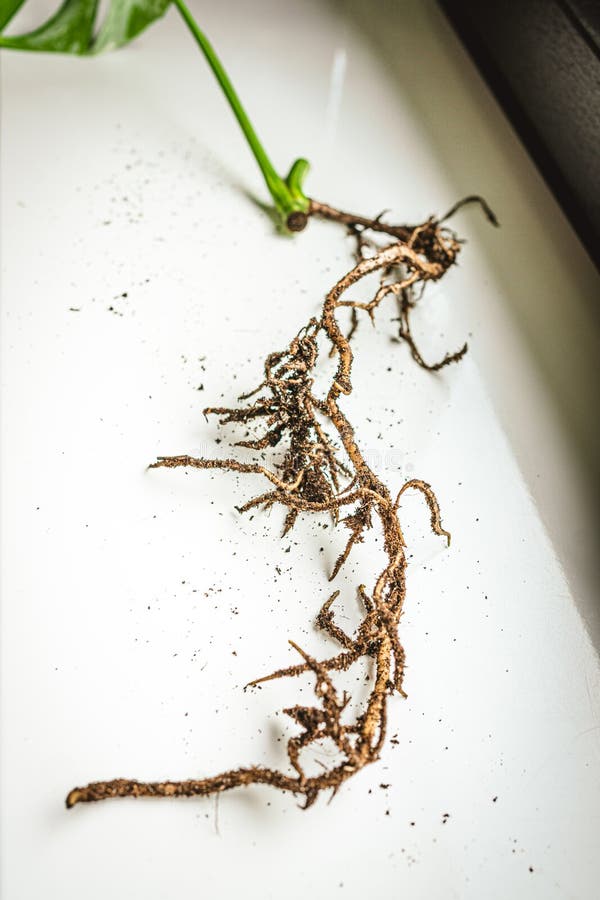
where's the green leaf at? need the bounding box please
[92,0,171,53]
[0,0,171,54]
[0,0,97,53]
[0,1,27,31]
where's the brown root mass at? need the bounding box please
[66,198,495,811]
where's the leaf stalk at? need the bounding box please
[172,0,310,229]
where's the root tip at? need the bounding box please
[65,788,82,809]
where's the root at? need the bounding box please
[67,198,495,810]
[395,479,452,547]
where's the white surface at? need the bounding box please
[2,1,600,898]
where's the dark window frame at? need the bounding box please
[439,0,600,270]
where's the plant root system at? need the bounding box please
[66,198,496,811]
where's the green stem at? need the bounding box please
[172,0,309,228]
